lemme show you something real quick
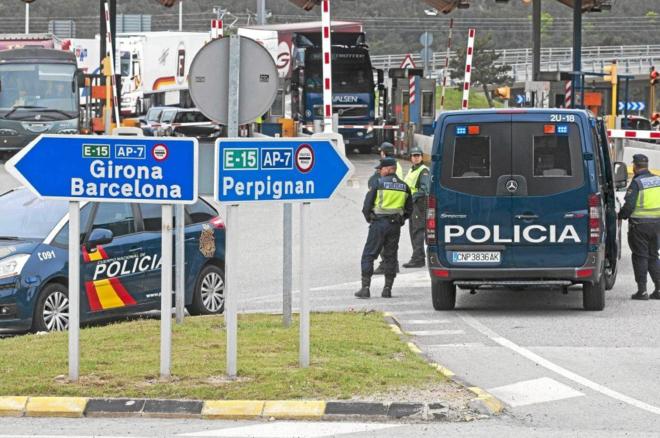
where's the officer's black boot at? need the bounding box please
[631,283,649,300]
[354,276,371,299]
[382,276,394,298]
[650,285,660,300]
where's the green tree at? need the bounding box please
[449,34,513,108]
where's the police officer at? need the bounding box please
[402,147,430,268]
[368,142,403,190]
[370,141,404,275]
[355,157,412,299]
[618,154,660,300]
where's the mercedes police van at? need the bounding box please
[426,109,628,311]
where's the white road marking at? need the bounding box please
[401,319,451,324]
[0,436,147,438]
[459,312,660,416]
[181,422,398,437]
[408,329,465,336]
[424,342,486,348]
[488,377,585,407]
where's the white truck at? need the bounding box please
[116,32,209,116]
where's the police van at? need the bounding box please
[426,109,628,311]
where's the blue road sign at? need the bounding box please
[215,138,353,203]
[619,101,646,112]
[516,94,525,105]
[6,135,198,204]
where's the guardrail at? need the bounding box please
[372,45,660,83]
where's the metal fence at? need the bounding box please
[371,45,660,82]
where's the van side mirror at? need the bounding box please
[613,162,628,190]
[86,228,113,250]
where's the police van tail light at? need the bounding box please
[210,216,225,230]
[426,195,437,245]
[588,194,602,245]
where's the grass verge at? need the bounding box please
[0,312,445,400]
[436,87,504,110]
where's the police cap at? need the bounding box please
[379,142,395,155]
[409,147,423,156]
[375,157,397,169]
[633,154,649,165]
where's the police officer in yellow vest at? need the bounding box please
[403,147,430,268]
[618,154,660,300]
[356,157,413,299]
[370,142,404,275]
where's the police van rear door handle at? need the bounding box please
[514,214,538,220]
[129,246,143,253]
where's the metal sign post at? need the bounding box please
[161,204,174,377]
[299,202,310,367]
[225,34,241,379]
[175,204,185,324]
[5,134,198,381]
[283,203,293,328]
[68,201,80,381]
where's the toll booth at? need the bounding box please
[409,76,436,136]
[386,68,425,154]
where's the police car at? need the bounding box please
[427,109,628,311]
[0,187,225,333]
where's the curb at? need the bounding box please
[384,313,505,416]
[0,397,454,421]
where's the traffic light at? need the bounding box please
[603,62,618,85]
[651,67,658,86]
[493,86,511,100]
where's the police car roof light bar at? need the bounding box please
[468,125,480,135]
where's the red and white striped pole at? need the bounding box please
[409,74,416,106]
[321,0,333,133]
[211,19,223,39]
[103,1,120,127]
[461,28,476,111]
[564,80,572,108]
[439,18,454,112]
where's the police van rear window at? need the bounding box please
[441,122,584,196]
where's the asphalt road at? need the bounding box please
[1,154,659,436]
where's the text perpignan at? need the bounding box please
[223,175,315,200]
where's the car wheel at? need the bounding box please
[583,275,605,311]
[33,283,69,332]
[431,280,456,310]
[187,264,225,315]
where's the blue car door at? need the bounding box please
[509,113,590,267]
[81,203,144,314]
[436,113,515,269]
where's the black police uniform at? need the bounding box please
[618,157,660,299]
[355,164,412,299]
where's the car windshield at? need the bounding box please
[0,63,78,119]
[0,189,67,239]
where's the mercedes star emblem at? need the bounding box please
[506,179,519,193]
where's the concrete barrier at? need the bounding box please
[620,139,660,173]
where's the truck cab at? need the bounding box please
[291,32,380,153]
[0,47,80,158]
[426,109,627,311]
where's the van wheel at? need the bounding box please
[33,283,69,332]
[603,260,617,291]
[583,276,605,311]
[432,280,456,310]
[187,264,225,316]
